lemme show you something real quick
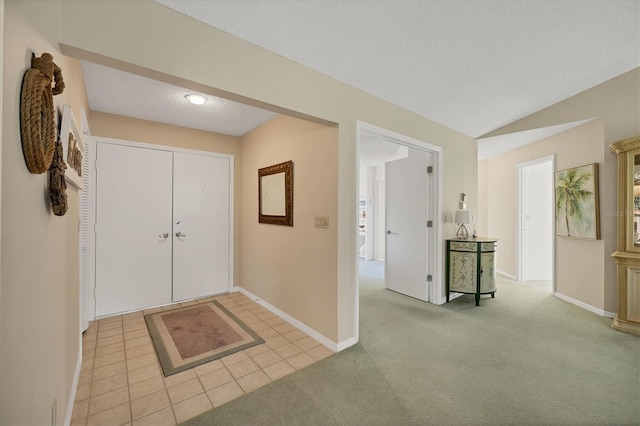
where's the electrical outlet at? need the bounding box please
[315,216,329,229]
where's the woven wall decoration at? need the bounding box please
[49,139,68,216]
[19,53,65,174]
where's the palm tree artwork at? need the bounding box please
[555,164,600,239]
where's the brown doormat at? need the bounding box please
[145,301,265,377]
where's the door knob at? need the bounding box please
[158,233,169,239]
[175,232,186,238]
[387,230,391,235]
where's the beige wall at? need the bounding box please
[89,111,243,283]
[0,0,4,354]
[483,120,606,308]
[239,115,338,339]
[1,1,89,424]
[57,0,477,345]
[480,68,640,313]
[477,160,488,237]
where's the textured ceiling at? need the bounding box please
[82,1,639,158]
[82,61,277,137]
[153,0,639,142]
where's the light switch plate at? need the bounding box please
[315,216,329,229]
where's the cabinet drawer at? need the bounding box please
[450,241,478,252]
[481,242,497,252]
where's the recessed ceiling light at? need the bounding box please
[185,94,207,105]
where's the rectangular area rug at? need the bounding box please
[145,301,265,377]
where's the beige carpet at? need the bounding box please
[145,301,264,376]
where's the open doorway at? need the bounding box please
[517,156,554,292]
[356,122,442,306]
[357,137,396,295]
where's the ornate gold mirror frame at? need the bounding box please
[258,160,293,226]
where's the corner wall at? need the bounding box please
[484,119,606,309]
[480,68,640,314]
[1,1,89,423]
[89,111,243,283]
[239,115,338,341]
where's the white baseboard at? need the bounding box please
[436,292,464,305]
[336,336,358,351]
[234,287,345,352]
[497,269,517,280]
[64,334,83,426]
[554,292,616,318]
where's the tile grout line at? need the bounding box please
[161,360,179,425]
[122,314,135,426]
[129,312,176,425]
[86,317,126,424]
[81,326,98,426]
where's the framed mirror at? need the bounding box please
[259,160,293,226]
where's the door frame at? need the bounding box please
[355,121,443,340]
[516,155,555,291]
[85,136,234,320]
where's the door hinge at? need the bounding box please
[427,166,433,174]
[427,274,433,282]
[427,220,433,228]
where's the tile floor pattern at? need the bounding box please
[70,292,334,425]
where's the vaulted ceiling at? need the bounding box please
[82,1,640,159]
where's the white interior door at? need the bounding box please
[385,148,429,301]
[172,152,230,301]
[521,160,553,281]
[95,143,173,316]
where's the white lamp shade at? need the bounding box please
[455,210,471,224]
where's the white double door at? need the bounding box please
[95,142,231,317]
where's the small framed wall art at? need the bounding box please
[59,104,85,190]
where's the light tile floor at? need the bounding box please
[71,292,334,425]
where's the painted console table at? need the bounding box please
[445,238,498,306]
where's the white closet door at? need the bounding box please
[95,143,173,316]
[173,152,230,301]
[79,135,91,332]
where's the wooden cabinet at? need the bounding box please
[445,238,498,306]
[610,136,640,336]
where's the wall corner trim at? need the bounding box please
[336,337,359,351]
[497,270,517,280]
[234,287,341,352]
[554,292,616,318]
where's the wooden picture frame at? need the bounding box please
[59,104,85,190]
[258,160,293,226]
[554,163,600,239]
